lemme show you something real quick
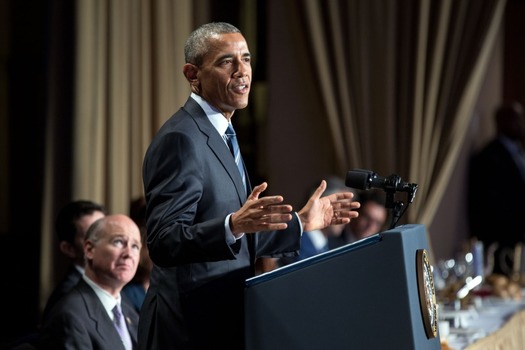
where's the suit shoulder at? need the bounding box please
[155,98,205,132]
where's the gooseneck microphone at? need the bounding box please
[345,169,418,198]
[345,169,419,229]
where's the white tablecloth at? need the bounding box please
[442,297,525,350]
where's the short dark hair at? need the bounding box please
[55,200,105,244]
[184,22,241,66]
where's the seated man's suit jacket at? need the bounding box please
[39,278,139,350]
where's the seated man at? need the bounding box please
[38,214,142,350]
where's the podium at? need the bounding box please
[244,224,441,350]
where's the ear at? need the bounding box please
[84,241,95,260]
[59,241,76,259]
[183,63,200,90]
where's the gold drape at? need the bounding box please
[40,0,193,311]
[465,308,525,350]
[290,0,505,258]
[73,0,192,210]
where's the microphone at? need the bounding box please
[345,169,418,194]
[346,169,418,228]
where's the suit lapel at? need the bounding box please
[76,280,129,349]
[183,98,248,200]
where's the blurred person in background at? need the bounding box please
[41,200,106,324]
[279,176,354,265]
[329,190,387,249]
[468,101,525,276]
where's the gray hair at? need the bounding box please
[184,22,241,66]
[84,216,105,243]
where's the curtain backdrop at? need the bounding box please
[73,0,192,210]
[295,0,505,256]
[40,0,193,310]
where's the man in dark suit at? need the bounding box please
[38,214,142,349]
[468,102,525,275]
[139,22,360,350]
[41,200,106,324]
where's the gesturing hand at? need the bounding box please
[298,180,360,232]
[230,182,294,235]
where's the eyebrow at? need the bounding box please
[216,52,251,62]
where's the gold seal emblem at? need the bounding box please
[416,249,438,338]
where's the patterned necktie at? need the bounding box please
[112,304,133,350]
[225,124,246,189]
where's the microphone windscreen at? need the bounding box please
[345,170,371,190]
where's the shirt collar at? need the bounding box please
[190,92,230,135]
[82,274,121,320]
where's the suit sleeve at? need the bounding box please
[255,214,301,258]
[143,127,238,267]
[39,308,94,350]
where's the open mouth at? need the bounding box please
[232,84,249,93]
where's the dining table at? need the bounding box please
[440,294,525,350]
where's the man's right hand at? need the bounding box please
[230,182,294,236]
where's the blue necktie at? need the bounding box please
[225,124,246,189]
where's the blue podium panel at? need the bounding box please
[244,224,441,350]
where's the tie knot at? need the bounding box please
[113,305,122,325]
[225,124,236,137]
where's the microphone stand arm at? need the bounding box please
[383,174,418,229]
[385,190,404,230]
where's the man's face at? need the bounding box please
[195,33,252,119]
[85,216,142,289]
[352,202,387,240]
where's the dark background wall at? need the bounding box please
[1,0,67,346]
